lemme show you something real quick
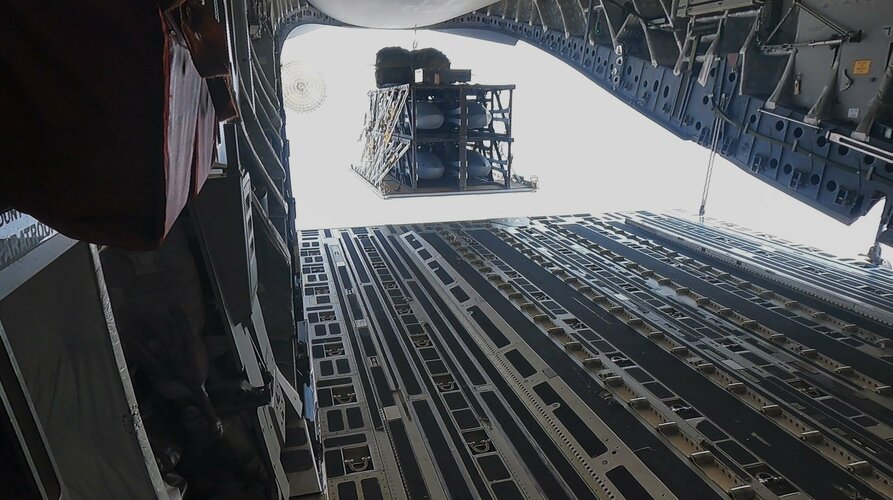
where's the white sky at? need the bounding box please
[282,25,886,260]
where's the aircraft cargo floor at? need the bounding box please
[300,213,893,500]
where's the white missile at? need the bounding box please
[414,101,445,130]
[438,148,492,178]
[444,102,492,129]
[415,149,445,180]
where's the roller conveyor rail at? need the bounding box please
[300,212,893,500]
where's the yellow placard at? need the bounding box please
[853,59,871,75]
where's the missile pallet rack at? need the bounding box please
[353,82,537,198]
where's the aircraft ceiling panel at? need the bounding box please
[308,0,495,29]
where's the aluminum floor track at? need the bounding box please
[299,212,893,500]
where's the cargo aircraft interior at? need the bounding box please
[3,1,893,499]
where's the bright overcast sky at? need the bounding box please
[282,25,886,260]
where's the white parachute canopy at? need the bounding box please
[282,60,327,113]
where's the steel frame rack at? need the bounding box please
[354,83,537,198]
